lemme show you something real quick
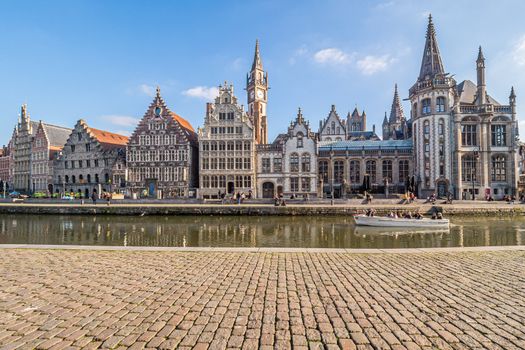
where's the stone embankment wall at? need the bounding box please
[0,203,523,216]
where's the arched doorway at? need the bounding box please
[436,179,448,197]
[262,182,275,198]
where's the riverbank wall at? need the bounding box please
[0,202,523,216]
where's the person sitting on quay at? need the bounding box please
[431,212,437,220]
[404,211,413,219]
[414,211,423,220]
[437,212,443,220]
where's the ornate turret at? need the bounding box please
[476,46,486,105]
[389,84,405,123]
[418,14,445,81]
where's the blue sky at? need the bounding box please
[1,0,525,146]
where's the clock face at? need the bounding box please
[257,90,264,99]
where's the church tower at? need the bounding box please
[247,40,269,144]
[409,14,456,198]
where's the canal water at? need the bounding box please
[1,214,524,249]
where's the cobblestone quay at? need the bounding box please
[1,249,525,349]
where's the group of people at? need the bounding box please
[402,192,417,204]
[218,190,253,204]
[364,208,443,220]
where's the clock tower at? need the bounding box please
[247,39,268,144]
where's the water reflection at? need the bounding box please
[0,215,524,249]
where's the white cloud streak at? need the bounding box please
[356,55,395,75]
[182,86,219,100]
[139,84,156,97]
[104,115,141,128]
[313,48,353,65]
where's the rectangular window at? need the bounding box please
[71,145,75,153]
[290,177,299,192]
[273,158,282,172]
[243,158,251,170]
[462,125,477,146]
[301,178,310,192]
[422,99,431,115]
[85,143,91,152]
[235,158,243,170]
[491,125,506,147]
[262,158,271,173]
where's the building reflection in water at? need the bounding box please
[0,215,524,249]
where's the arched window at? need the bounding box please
[331,121,336,134]
[333,160,344,183]
[64,175,68,184]
[290,153,299,172]
[422,98,431,115]
[461,155,477,182]
[105,173,109,183]
[491,156,506,182]
[335,137,342,141]
[301,153,310,172]
[325,137,332,142]
[436,96,446,112]
[318,161,329,183]
[382,160,393,182]
[72,175,76,184]
[366,160,377,183]
[95,174,99,183]
[399,160,409,183]
[438,119,445,135]
[349,160,360,183]
[87,174,91,183]
[79,174,84,183]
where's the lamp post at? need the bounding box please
[471,147,480,200]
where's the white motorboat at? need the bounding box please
[354,215,449,228]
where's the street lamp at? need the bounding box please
[471,147,480,200]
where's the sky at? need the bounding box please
[1,0,525,146]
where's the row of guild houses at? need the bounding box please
[0,15,520,200]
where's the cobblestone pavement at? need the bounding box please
[1,249,524,350]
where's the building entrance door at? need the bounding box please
[227,182,234,194]
[437,181,447,197]
[262,182,275,198]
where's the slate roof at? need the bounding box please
[30,121,72,149]
[319,139,413,151]
[347,131,380,140]
[419,14,445,81]
[456,80,500,105]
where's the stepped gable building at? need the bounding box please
[410,15,519,199]
[247,40,269,145]
[12,104,71,193]
[198,83,256,199]
[318,105,379,142]
[257,108,318,198]
[54,120,128,198]
[127,87,198,198]
[383,84,410,140]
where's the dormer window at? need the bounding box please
[297,133,304,148]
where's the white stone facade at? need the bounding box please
[198,84,256,199]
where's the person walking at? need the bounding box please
[91,192,97,205]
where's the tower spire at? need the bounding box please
[252,39,263,70]
[389,84,405,123]
[476,46,486,105]
[419,14,445,81]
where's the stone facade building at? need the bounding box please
[318,139,413,198]
[0,143,13,192]
[410,15,519,199]
[127,88,198,198]
[30,121,70,193]
[198,83,256,199]
[12,105,71,193]
[256,108,317,198]
[54,120,128,198]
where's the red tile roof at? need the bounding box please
[171,112,195,132]
[89,128,129,146]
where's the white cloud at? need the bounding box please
[104,115,141,128]
[115,130,132,137]
[182,86,219,100]
[513,34,525,66]
[374,1,395,10]
[289,46,308,65]
[139,84,156,97]
[313,48,353,65]
[356,55,395,75]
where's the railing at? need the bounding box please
[409,77,454,95]
[256,144,283,152]
[459,105,512,114]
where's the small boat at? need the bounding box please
[354,215,449,228]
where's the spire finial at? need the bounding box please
[251,39,263,70]
[389,83,405,123]
[419,13,445,80]
[155,86,161,96]
[477,45,485,62]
